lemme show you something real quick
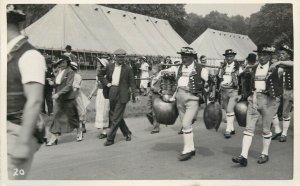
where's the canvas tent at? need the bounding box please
[24,4,187,57]
[190,28,257,61]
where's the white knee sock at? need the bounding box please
[282,118,291,136]
[262,137,271,155]
[241,135,253,158]
[272,115,282,134]
[226,113,235,132]
[182,131,195,154]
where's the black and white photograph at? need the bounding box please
[2,1,299,185]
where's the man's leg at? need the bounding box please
[224,90,238,138]
[45,91,53,114]
[280,91,293,142]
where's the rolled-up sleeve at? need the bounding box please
[19,50,46,85]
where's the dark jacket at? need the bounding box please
[55,67,77,100]
[98,63,137,103]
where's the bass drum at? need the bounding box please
[203,102,222,131]
[153,95,178,125]
[234,101,248,127]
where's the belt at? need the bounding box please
[111,85,119,87]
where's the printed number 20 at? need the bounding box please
[13,168,25,177]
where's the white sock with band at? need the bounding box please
[282,118,291,136]
[262,136,272,155]
[272,115,282,134]
[182,128,195,154]
[240,133,253,158]
[226,113,235,132]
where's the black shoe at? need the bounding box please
[104,140,114,146]
[224,130,235,139]
[146,113,154,125]
[192,119,196,125]
[271,132,282,140]
[257,154,269,164]
[279,135,287,142]
[178,151,195,161]
[126,133,132,141]
[232,155,248,167]
[150,130,159,134]
[99,133,107,139]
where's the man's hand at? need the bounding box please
[52,93,59,100]
[236,95,242,102]
[269,62,278,72]
[10,142,31,165]
[107,83,112,88]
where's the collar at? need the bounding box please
[7,35,25,54]
[184,61,195,68]
[258,61,270,69]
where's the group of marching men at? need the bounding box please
[149,44,293,163]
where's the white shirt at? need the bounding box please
[7,35,46,85]
[112,64,122,86]
[255,62,270,91]
[55,69,65,84]
[177,62,209,87]
[221,62,235,85]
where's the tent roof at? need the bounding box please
[190,28,257,60]
[24,4,187,57]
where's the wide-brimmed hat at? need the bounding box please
[246,53,257,62]
[223,49,237,56]
[96,57,108,67]
[177,47,197,56]
[114,48,126,56]
[7,4,26,23]
[279,44,293,56]
[254,44,275,53]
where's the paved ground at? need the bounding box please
[27,108,293,180]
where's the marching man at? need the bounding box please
[168,47,209,161]
[232,44,282,166]
[270,45,293,142]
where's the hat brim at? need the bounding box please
[223,53,237,56]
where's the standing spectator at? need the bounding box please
[139,56,150,96]
[47,55,79,146]
[98,49,139,146]
[42,57,55,115]
[7,5,46,179]
[88,57,110,139]
[64,45,77,63]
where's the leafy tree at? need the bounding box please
[248,4,293,47]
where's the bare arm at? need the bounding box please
[12,82,44,160]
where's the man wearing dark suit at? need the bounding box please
[98,48,138,146]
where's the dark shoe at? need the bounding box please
[146,113,154,125]
[104,140,114,146]
[99,133,107,139]
[192,118,196,125]
[178,151,195,161]
[232,155,248,167]
[224,130,235,139]
[257,154,269,164]
[150,130,159,134]
[178,127,183,135]
[126,133,132,141]
[271,132,282,140]
[279,135,287,142]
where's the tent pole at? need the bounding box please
[77,51,80,71]
[83,51,87,71]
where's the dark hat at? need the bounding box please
[7,4,26,23]
[254,44,275,53]
[101,52,109,59]
[113,48,126,56]
[177,47,197,56]
[65,45,72,51]
[55,55,71,65]
[246,53,257,62]
[223,49,237,56]
[279,44,293,55]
